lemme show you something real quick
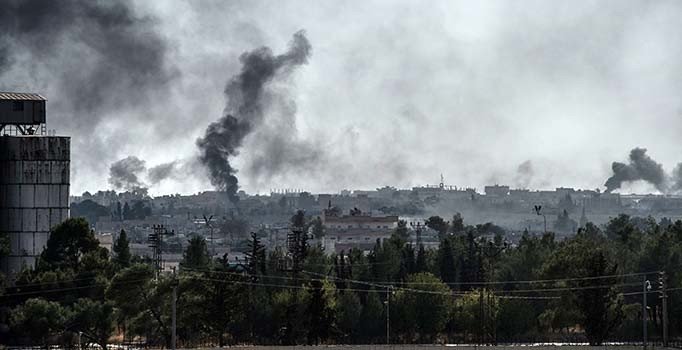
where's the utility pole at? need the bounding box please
[534,205,547,234]
[203,215,214,257]
[479,288,484,345]
[386,287,390,344]
[659,271,668,347]
[643,278,651,350]
[171,266,178,350]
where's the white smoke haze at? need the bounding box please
[3,1,682,195]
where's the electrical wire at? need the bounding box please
[179,267,649,297]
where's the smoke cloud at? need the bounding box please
[514,160,534,189]
[109,156,147,191]
[196,30,312,202]
[671,163,682,193]
[148,161,180,184]
[0,0,174,191]
[604,148,668,193]
[0,0,172,119]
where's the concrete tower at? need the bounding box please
[0,93,70,274]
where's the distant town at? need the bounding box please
[69,179,682,269]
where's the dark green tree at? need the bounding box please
[311,217,325,238]
[112,229,132,268]
[337,290,362,342]
[38,218,99,271]
[357,288,384,342]
[543,235,623,345]
[70,199,110,225]
[10,298,67,347]
[451,212,465,233]
[393,272,453,342]
[426,215,449,240]
[306,280,337,344]
[415,244,428,272]
[68,298,116,350]
[180,236,211,270]
[437,236,457,285]
[244,232,266,278]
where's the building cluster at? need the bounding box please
[65,176,682,262]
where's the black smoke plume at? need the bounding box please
[109,156,147,191]
[196,31,311,202]
[604,148,668,193]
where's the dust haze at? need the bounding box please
[2,0,682,195]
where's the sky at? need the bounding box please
[2,0,682,196]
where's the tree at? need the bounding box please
[451,212,465,233]
[311,217,325,238]
[398,244,416,281]
[415,244,428,273]
[496,299,537,342]
[554,209,577,233]
[357,288,384,343]
[576,249,624,345]
[70,200,110,225]
[305,280,337,344]
[106,264,171,346]
[425,216,449,240]
[393,272,453,342]
[180,236,211,270]
[122,202,131,220]
[185,261,244,346]
[68,298,116,350]
[453,289,499,343]
[337,291,362,342]
[112,229,132,268]
[395,220,409,241]
[437,236,457,285]
[10,298,67,347]
[542,236,623,345]
[39,218,99,271]
[459,230,482,290]
[244,232,266,278]
[605,214,640,246]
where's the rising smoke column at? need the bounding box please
[196,31,311,202]
[109,156,147,191]
[604,147,669,193]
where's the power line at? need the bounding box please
[0,278,149,299]
[302,269,653,289]
[183,267,646,297]
[188,275,559,299]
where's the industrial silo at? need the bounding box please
[0,93,70,273]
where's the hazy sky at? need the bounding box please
[3,0,682,196]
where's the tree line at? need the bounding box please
[1,212,681,348]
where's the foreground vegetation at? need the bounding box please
[1,212,681,348]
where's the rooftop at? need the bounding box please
[0,92,47,101]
